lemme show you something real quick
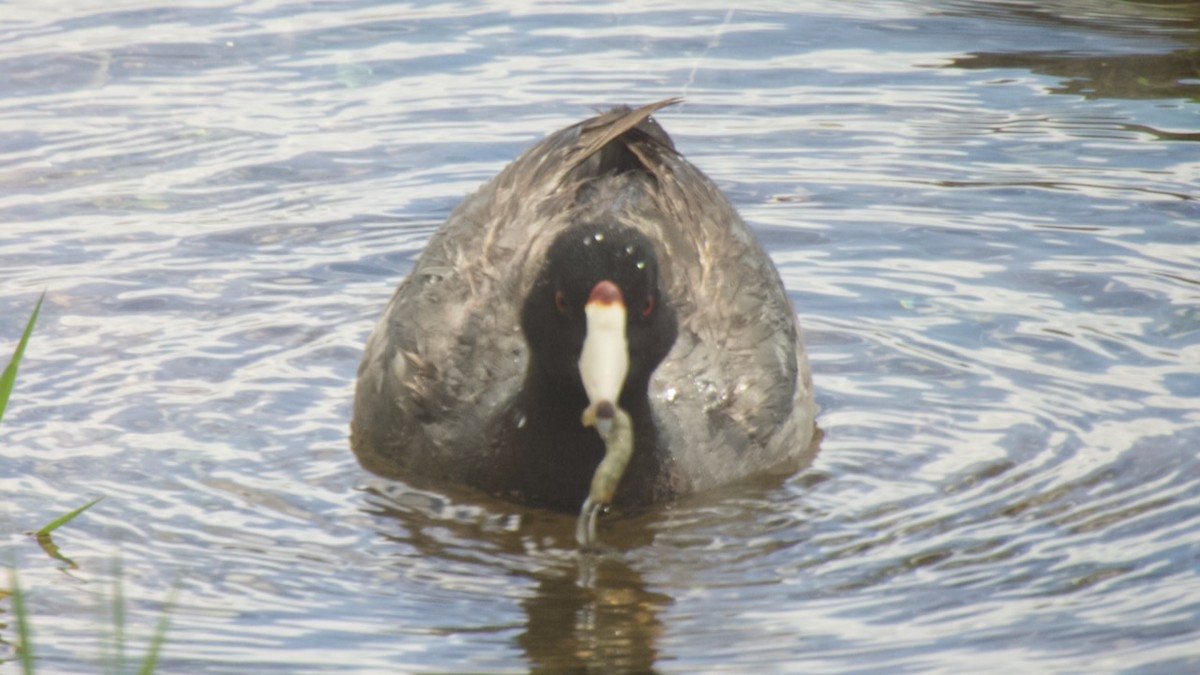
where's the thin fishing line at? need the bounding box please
[681,5,738,98]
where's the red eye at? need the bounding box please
[555,290,567,312]
[642,295,655,317]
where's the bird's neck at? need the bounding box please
[505,363,666,510]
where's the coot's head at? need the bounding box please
[521,220,677,428]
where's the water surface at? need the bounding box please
[2,1,1199,672]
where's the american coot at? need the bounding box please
[352,99,817,545]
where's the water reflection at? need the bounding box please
[363,481,670,671]
[932,0,1200,103]
[521,557,667,674]
[935,0,1200,37]
[948,49,1200,102]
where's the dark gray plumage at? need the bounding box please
[352,99,816,511]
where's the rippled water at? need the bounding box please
[3,1,1199,672]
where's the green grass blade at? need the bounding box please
[136,587,176,675]
[36,496,104,537]
[34,532,78,569]
[0,290,44,425]
[6,566,35,675]
[111,558,125,675]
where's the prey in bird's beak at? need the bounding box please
[577,279,635,548]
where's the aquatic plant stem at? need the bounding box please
[576,406,634,547]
